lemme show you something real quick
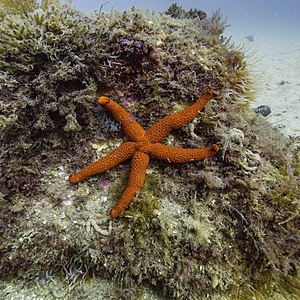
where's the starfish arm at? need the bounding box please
[98,96,145,141]
[69,141,137,184]
[145,88,213,143]
[149,143,219,163]
[110,151,150,218]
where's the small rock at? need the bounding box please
[254,105,271,117]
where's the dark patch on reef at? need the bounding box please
[165,3,207,20]
[0,2,299,300]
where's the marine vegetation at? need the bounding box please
[0,0,59,17]
[165,3,207,20]
[0,1,299,299]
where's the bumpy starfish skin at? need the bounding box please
[98,96,145,141]
[145,88,214,143]
[68,142,136,184]
[69,89,219,218]
[148,143,219,163]
[110,151,150,218]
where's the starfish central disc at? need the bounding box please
[69,89,219,218]
[136,138,151,152]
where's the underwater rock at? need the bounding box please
[0,2,299,300]
[254,104,272,117]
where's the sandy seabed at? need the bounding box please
[251,37,300,137]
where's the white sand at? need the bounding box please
[249,37,300,137]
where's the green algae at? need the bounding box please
[0,2,299,300]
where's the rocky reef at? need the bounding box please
[0,2,299,299]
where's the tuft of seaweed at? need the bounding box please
[165,3,207,20]
[0,0,60,18]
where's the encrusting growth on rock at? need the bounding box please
[2,5,299,298]
[69,88,219,218]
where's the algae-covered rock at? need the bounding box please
[0,2,299,300]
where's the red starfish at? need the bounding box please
[69,89,219,218]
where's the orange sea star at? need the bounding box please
[69,89,220,218]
